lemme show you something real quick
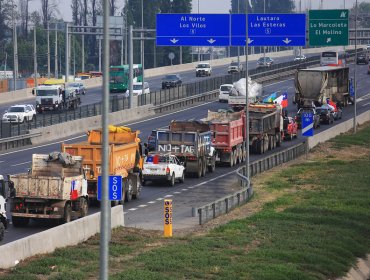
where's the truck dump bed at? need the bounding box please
[202,110,245,149]
[249,104,280,135]
[10,154,85,200]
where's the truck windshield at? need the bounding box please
[36,90,58,96]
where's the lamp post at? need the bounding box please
[198,0,200,61]
[263,0,266,65]
[12,1,18,91]
[33,26,38,88]
[245,0,250,179]
[354,0,358,133]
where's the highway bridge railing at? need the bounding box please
[194,142,307,225]
[0,50,358,140]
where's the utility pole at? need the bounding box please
[354,0,358,133]
[245,0,250,179]
[34,27,38,88]
[237,0,240,67]
[47,22,50,78]
[65,22,69,83]
[12,1,18,91]
[141,0,145,97]
[55,27,58,78]
[129,25,134,109]
[198,0,200,61]
[82,28,85,72]
[263,0,266,66]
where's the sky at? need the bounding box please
[27,0,362,22]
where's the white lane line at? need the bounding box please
[362,101,370,107]
[148,201,156,204]
[123,212,128,214]
[182,189,188,191]
[138,205,147,208]
[173,192,181,194]
[0,161,4,163]
[164,195,173,198]
[188,186,194,189]
[0,101,216,157]
[128,208,137,211]
[156,198,164,201]
[11,161,31,167]
[264,78,294,88]
[357,93,370,102]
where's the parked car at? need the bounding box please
[356,54,368,65]
[257,57,274,67]
[295,107,320,129]
[143,153,185,186]
[228,61,243,73]
[218,84,233,102]
[293,55,307,62]
[161,74,182,89]
[131,82,150,96]
[316,107,334,124]
[283,117,298,140]
[196,63,212,77]
[67,82,86,95]
[2,104,36,123]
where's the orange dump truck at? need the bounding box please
[61,126,143,204]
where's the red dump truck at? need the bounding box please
[202,110,246,167]
[61,127,143,204]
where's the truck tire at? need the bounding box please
[179,171,185,183]
[196,160,202,178]
[63,204,72,223]
[0,222,4,241]
[208,156,216,173]
[237,147,242,163]
[202,159,206,177]
[125,179,133,202]
[229,151,234,167]
[80,198,88,217]
[12,216,29,227]
[169,173,175,186]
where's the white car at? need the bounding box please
[132,82,150,96]
[219,84,233,102]
[143,154,185,186]
[293,55,307,62]
[228,61,243,73]
[2,104,36,123]
[67,82,86,95]
[196,62,212,77]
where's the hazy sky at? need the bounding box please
[27,0,362,22]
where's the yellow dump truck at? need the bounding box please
[61,126,143,204]
[9,152,88,227]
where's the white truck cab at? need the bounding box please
[33,85,64,113]
[196,62,212,77]
[0,175,8,242]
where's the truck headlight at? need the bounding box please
[55,101,58,104]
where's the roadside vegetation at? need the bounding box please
[1,123,370,280]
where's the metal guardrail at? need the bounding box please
[194,142,307,225]
[0,132,42,151]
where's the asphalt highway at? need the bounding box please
[1,55,369,245]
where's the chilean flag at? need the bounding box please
[70,180,79,200]
[275,92,288,108]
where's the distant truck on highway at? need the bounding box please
[62,126,143,204]
[152,121,216,178]
[9,153,88,227]
[294,66,351,108]
[32,83,81,113]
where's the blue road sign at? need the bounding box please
[156,14,230,46]
[97,176,123,201]
[231,13,306,46]
[302,113,314,137]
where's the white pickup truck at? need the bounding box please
[195,62,212,77]
[143,154,185,186]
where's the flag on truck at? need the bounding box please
[70,180,79,200]
[262,92,277,103]
[274,92,288,108]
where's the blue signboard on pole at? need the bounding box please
[231,13,306,46]
[301,113,314,137]
[97,176,123,201]
[156,14,230,46]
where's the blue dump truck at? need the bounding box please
[151,120,216,178]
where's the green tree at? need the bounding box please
[355,2,370,28]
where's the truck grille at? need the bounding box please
[41,98,53,105]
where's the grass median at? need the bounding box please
[1,123,370,280]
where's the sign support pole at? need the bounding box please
[129,25,134,109]
[99,0,110,278]
[354,0,358,134]
[245,3,250,179]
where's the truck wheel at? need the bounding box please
[63,204,72,223]
[196,160,202,178]
[169,173,175,186]
[80,198,88,217]
[12,216,30,227]
[132,179,142,200]
[237,147,242,163]
[229,151,234,167]
[208,157,216,173]
[125,179,133,202]
[0,222,4,241]
[202,159,206,176]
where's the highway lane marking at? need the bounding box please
[138,205,147,208]
[182,189,188,191]
[357,93,370,102]
[0,161,4,163]
[188,186,194,189]
[156,198,164,201]
[128,208,138,211]
[123,212,128,214]
[264,78,294,88]
[11,161,31,167]
[173,192,181,194]
[164,195,173,197]
[362,102,370,107]
[0,101,216,157]
[148,201,156,204]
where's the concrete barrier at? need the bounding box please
[0,205,124,269]
[308,110,370,149]
[30,104,155,145]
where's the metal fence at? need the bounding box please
[195,142,307,225]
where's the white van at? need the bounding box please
[218,84,233,103]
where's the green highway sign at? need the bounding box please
[309,9,349,46]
